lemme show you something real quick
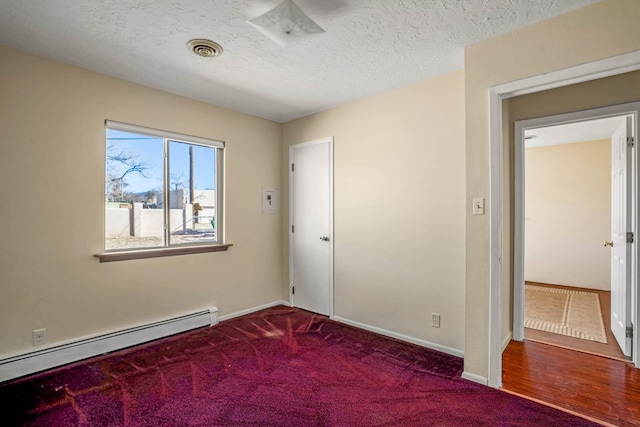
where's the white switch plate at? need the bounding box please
[262,187,277,214]
[473,198,485,215]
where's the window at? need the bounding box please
[104,121,224,253]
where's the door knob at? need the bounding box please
[604,240,613,247]
[320,236,330,242]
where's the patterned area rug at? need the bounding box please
[525,285,607,343]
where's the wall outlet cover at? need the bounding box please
[32,329,46,346]
[431,314,441,328]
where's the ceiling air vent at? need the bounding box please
[188,39,223,58]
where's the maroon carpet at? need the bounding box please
[2,306,597,426]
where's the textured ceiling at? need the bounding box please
[0,0,600,122]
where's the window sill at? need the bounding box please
[95,244,233,263]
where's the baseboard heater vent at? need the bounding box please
[0,307,218,383]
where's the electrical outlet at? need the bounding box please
[33,329,46,346]
[431,314,441,328]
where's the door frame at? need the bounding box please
[288,136,335,317]
[513,104,640,348]
[487,50,640,388]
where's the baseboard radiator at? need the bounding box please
[0,307,218,383]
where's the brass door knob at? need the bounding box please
[604,240,613,247]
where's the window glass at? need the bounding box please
[104,123,223,252]
[168,141,217,245]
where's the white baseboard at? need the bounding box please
[0,307,218,383]
[218,300,291,322]
[462,371,488,385]
[0,299,294,383]
[331,315,464,358]
[2,301,465,384]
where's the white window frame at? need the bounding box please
[100,121,226,260]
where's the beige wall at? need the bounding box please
[510,71,640,121]
[525,140,611,290]
[465,0,640,378]
[282,71,466,352]
[0,46,283,356]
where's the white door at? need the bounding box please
[610,117,633,357]
[290,138,333,316]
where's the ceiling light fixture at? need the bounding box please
[248,0,325,47]
[188,39,223,58]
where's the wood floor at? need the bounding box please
[503,283,638,426]
[503,340,640,426]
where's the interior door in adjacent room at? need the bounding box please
[610,116,633,357]
[289,137,333,316]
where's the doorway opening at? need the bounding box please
[515,113,636,362]
[502,101,640,427]
[487,52,640,390]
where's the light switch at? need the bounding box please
[262,187,277,214]
[473,198,485,215]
